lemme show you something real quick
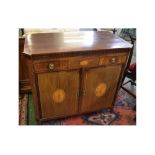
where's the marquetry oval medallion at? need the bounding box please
[52,89,65,103]
[80,60,88,66]
[95,83,107,97]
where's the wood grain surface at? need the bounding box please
[24,31,132,56]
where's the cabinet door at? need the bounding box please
[80,65,122,113]
[37,71,79,119]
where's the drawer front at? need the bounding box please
[99,55,127,66]
[34,60,68,72]
[33,54,127,72]
[69,57,99,69]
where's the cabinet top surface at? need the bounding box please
[23,31,132,56]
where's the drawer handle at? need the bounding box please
[49,63,54,70]
[111,57,116,63]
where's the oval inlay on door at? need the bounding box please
[52,89,65,103]
[95,83,107,97]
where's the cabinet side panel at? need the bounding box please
[27,58,41,121]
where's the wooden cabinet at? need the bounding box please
[24,31,132,123]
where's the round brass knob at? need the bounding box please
[49,63,54,70]
[111,57,116,63]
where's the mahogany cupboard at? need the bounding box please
[23,31,132,123]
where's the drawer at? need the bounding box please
[34,60,68,72]
[69,57,99,69]
[99,55,127,66]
